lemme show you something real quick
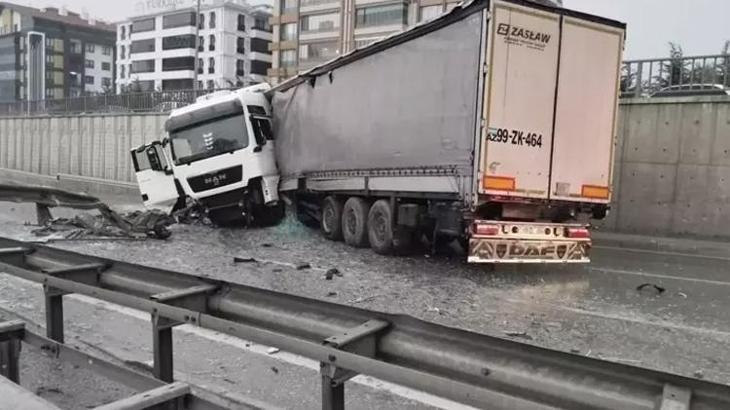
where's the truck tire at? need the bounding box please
[367,200,394,255]
[342,197,370,248]
[321,196,344,241]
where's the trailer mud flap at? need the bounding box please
[468,238,590,263]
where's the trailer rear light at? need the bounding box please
[581,185,610,200]
[565,227,590,238]
[483,176,515,191]
[473,223,500,236]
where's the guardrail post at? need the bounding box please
[634,62,643,98]
[44,285,64,343]
[0,320,25,384]
[152,313,175,383]
[321,366,345,410]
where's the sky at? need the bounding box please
[8,0,730,60]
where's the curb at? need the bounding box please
[593,231,730,259]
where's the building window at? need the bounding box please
[253,16,270,32]
[419,5,442,22]
[103,46,112,56]
[102,77,111,88]
[163,35,196,50]
[208,57,215,74]
[299,41,338,62]
[86,43,95,53]
[102,62,111,71]
[162,79,194,91]
[197,80,203,90]
[237,14,246,31]
[85,59,94,69]
[131,59,155,73]
[120,45,126,59]
[70,40,82,54]
[85,76,94,85]
[355,4,407,28]
[120,65,125,79]
[301,12,340,33]
[237,37,245,54]
[280,49,297,68]
[209,12,216,28]
[281,23,297,41]
[250,60,270,75]
[120,26,126,40]
[197,58,203,74]
[209,34,216,51]
[198,36,204,52]
[198,13,205,29]
[132,18,155,33]
[131,39,156,54]
[250,38,269,54]
[236,59,244,76]
[164,12,196,29]
[207,80,215,90]
[280,0,297,14]
[354,37,380,48]
[162,57,195,71]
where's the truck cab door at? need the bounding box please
[131,141,180,213]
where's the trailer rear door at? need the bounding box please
[549,17,624,203]
[480,0,561,199]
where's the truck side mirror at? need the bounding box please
[253,145,263,153]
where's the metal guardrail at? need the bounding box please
[0,320,257,410]
[0,237,729,409]
[622,54,730,98]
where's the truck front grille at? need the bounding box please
[187,166,243,193]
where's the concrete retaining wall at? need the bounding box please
[0,113,167,184]
[0,97,728,238]
[600,96,730,238]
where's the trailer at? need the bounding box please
[270,0,625,263]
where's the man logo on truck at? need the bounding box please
[496,23,551,51]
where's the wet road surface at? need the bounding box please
[0,201,729,408]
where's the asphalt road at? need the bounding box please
[0,201,729,409]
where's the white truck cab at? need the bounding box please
[131,84,281,225]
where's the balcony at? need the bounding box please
[300,0,340,13]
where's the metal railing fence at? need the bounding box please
[1,54,728,117]
[621,54,730,98]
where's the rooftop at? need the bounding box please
[0,1,115,32]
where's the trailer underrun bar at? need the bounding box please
[0,236,728,409]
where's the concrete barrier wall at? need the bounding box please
[0,114,167,184]
[600,96,730,238]
[0,97,729,238]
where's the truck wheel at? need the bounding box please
[342,197,370,248]
[367,200,394,255]
[321,196,344,241]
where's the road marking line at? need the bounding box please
[594,245,730,262]
[589,266,730,287]
[0,274,475,410]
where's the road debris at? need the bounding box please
[677,292,688,298]
[426,306,443,315]
[636,283,666,294]
[504,331,533,340]
[694,370,705,379]
[233,256,257,263]
[349,294,381,304]
[270,366,279,374]
[267,347,280,355]
[295,262,311,270]
[327,291,337,297]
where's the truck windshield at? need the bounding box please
[170,113,248,165]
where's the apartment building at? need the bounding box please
[268,0,562,84]
[116,0,272,93]
[0,2,116,102]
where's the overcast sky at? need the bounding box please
[10,0,730,59]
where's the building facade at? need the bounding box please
[116,0,272,93]
[0,2,116,102]
[268,0,562,84]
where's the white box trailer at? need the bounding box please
[270,0,625,263]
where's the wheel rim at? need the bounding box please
[323,206,335,232]
[372,210,387,243]
[346,209,357,235]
